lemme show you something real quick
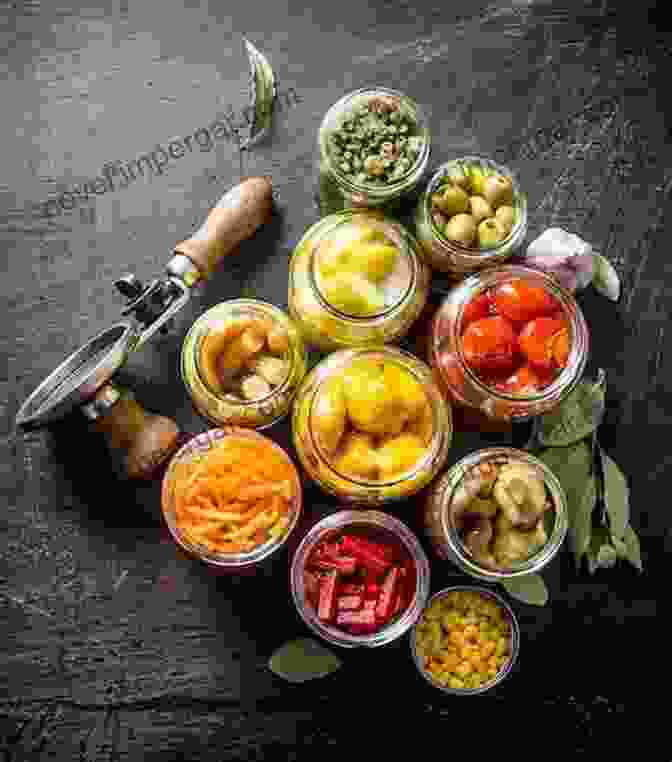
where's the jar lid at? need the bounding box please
[311,216,413,319]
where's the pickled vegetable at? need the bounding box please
[171,434,298,555]
[198,310,292,403]
[306,528,416,635]
[310,356,435,484]
[452,456,554,571]
[460,278,570,394]
[312,376,347,455]
[414,590,512,690]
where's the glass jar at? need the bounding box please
[288,211,430,352]
[414,156,527,279]
[161,428,303,570]
[181,299,307,429]
[316,87,431,215]
[424,447,568,581]
[430,265,589,421]
[290,510,431,648]
[292,347,452,504]
[410,585,520,695]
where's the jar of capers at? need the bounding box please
[316,87,431,215]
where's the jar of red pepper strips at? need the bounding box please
[291,511,430,647]
[430,265,589,421]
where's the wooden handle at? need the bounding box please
[173,176,273,279]
[92,390,180,480]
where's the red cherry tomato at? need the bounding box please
[461,291,493,330]
[462,316,518,374]
[492,279,559,324]
[552,328,571,368]
[519,316,567,369]
[494,364,555,394]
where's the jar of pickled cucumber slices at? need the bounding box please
[181,299,307,429]
[291,346,452,504]
[288,211,431,352]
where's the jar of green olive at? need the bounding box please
[288,210,430,352]
[414,156,527,279]
[316,87,431,215]
[181,299,307,429]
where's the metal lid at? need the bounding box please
[15,322,137,430]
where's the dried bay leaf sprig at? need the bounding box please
[242,37,277,151]
[532,370,643,574]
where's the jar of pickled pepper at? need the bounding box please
[288,211,430,352]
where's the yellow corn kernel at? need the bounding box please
[448,677,465,690]
[495,638,508,657]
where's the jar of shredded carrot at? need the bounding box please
[161,428,303,569]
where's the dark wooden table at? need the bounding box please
[1,0,667,757]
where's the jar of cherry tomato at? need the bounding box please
[430,265,589,421]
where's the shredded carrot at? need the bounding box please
[171,435,296,556]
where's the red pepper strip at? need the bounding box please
[304,571,321,608]
[313,556,358,575]
[314,541,342,561]
[318,571,338,622]
[341,534,395,562]
[364,583,381,600]
[390,591,404,618]
[336,594,363,611]
[375,566,400,623]
[341,583,364,596]
[336,607,378,634]
[340,537,390,576]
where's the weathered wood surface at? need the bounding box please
[1,0,667,757]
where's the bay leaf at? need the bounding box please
[537,376,606,447]
[242,37,276,150]
[501,574,549,606]
[601,452,630,540]
[268,638,342,683]
[592,253,621,302]
[622,524,643,572]
[537,442,595,567]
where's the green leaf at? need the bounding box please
[592,253,621,301]
[537,375,606,447]
[622,524,643,572]
[268,638,342,683]
[501,574,549,606]
[537,442,595,568]
[601,452,630,540]
[242,37,276,150]
[611,534,628,559]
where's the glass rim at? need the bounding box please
[423,156,528,259]
[161,427,303,568]
[290,509,431,648]
[318,86,431,193]
[437,446,569,579]
[305,346,452,490]
[409,584,521,694]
